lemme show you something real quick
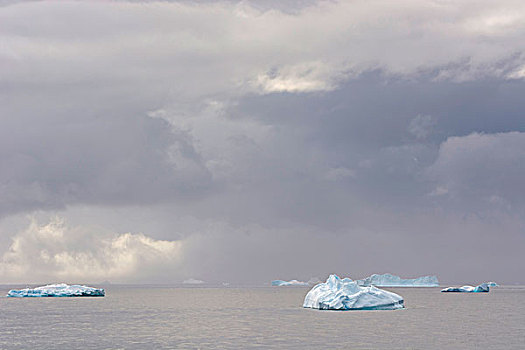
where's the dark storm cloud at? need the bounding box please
[0,103,211,218]
[229,75,525,214]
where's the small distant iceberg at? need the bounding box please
[357,273,439,287]
[7,283,105,297]
[272,279,309,286]
[441,282,493,293]
[303,275,404,310]
[182,278,205,285]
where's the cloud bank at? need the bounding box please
[0,0,524,283]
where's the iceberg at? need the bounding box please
[303,275,404,310]
[272,279,309,286]
[182,278,205,285]
[441,283,492,293]
[7,283,105,297]
[356,273,439,287]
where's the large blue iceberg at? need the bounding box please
[7,283,105,297]
[272,279,309,286]
[303,275,404,310]
[356,273,439,287]
[441,283,493,293]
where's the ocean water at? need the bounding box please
[0,285,524,349]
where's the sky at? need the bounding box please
[0,0,524,285]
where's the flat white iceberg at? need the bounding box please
[357,273,439,287]
[7,283,105,297]
[441,283,492,293]
[303,274,404,310]
[272,279,309,286]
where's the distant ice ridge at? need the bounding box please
[7,284,105,297]
[271,277,320,286]
[272,280,309,286]
[303,275,404,310]
[356,273,439,287]
[441,283,493,293]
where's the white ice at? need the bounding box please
[303,274,404,310]
[7,283,105,297]
[357,273,439,287]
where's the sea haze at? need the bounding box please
[0,286,523,349]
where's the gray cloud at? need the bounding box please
[408,115,436,139]
[0,109,211,217]
[426,131,525,212]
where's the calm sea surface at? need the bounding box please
[0,285,524,349]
